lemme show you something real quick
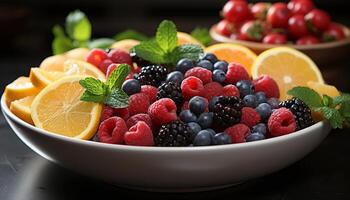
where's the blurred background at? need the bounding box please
[0,0,349,92]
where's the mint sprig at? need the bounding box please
[79,64,130,108]
[190,27,212,46]
[133,20,204,67]
[287,87,350,129]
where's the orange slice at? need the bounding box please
[64,59,106,81]
[65,48,90,61]
[307,81,340,98]
[39,54,67,72]
[10,95,35,124]
[111,39,140,52]
[29,68,65,89]
[4,77,40,105]
[252,47,324,100]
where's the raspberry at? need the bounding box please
[268,108,296,136]
[124,121,154,146]
[101,106,115,122]
[240,107,261,128]
[86,49,108,68]
[126,114,152,129]
[98,117,128,144]
[148,98,177,126]
[253,75,280,98]
[108,49,133,66]
[182,101,189,110]
[184,67,212,84]
[225,63,250,85]
[98,59,113,74]
[106,63,119,78]
[114,107,130,120]
[222,84,240,97]
[141,85,158,103]
[181,76,204,100]
[128,93,150,116]
[224,123,250,143]
[200,82,223,100]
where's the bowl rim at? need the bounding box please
[1,94,329,152]
[210,23,350,50]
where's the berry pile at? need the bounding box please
[217,0,346,45]
[87,48,315,147]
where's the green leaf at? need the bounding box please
[104,89,129,108]
[287,87,323,108]
[339,101,350,118]
[322,95,333,107]
[114,29,149,41]
[156,20,177,52]
[190,27,211,46]
[88,38,115,49]
[316,107,344,129]
[79,77,105,96]
[80,91,105,103]
[52,25,73,54]
[333,93,350,106]
[133,40,165,64]
[170,44,204,65]
[65,10,91,41]
[106,64,130,91]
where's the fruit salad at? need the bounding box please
[3,19,350,147]
[216,0,348,44]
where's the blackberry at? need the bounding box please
[136,65,167,87]
[213,96,244,128]
[279,97,314,130]
[155,120,194,146]
[130,48,152,67]
[157,82,184,109]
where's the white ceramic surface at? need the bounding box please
[1,95,331,192]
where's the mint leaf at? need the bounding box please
[333,93,350,106]
[52,25,73,54]
[65,10,91,41]
[80,91,105,103]
[322,95,333,107]
[88,38,115,49]
[79,77,105,95]
[133,40,165,64]
[287,87,323,108]
[316,107,344,129]
[190,27,211,46]
[115,29,149,41]
[104,89,129,108]
[156,20,177,52]
[170,44,204,65]
[339,101,350,118]
[106,64,130,91]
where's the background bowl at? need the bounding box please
[210,24,350,67]
[1,95,331,192]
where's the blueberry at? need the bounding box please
[189,96,207,115]
[212,69,226,83]
[236,80,254,97]
[122,79,141,95]
[197,112,214,129]
[197,60,213,71]
[246,132,265,142]
[202,53,218,64]
[209,96,219,112]
[193,130,212,146]
[243,94,257,108]
[255,92,267,104]
[205,128,216,137]
[267,98,280,109]
[213,61,228,73]
[188,122,202,134]
[176,58,194,73]
[179,110,197,123]
[166,71,184,84]
[256,103,272,121]
[252,123,267,136]
[213,132,232,145]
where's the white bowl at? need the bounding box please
[1,95,331,192]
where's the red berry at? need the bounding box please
[182,101,189,110]
[124,121,154,146]
[98,116,128,144]
[86,49,108,68]
[128,93,150,116]
[240,20,268,42]
[114,107,130,120]
[296,35,320,45]
[253,75,280,98]
[108,49,133,66]
[185,67,212,84]
[101,106,115,122]
[148,98,177,126]
[288,0,314,16]
[288,14,309,38]
[263,33,287,44]
[217,20,235,36]
[267,3,291,28]
[323,23,346,42]
[200,82,223,101]
[224,123,250,143]
[181,76,204,100]
[223,84,240,97]
[106,63,119,78]
[305,9,331,32]
[225,63,250,85]
[141,85,158,103]
[268,108,296,136]
[240,107,261,128]
[222,0,252,23]
[98,59,113,74]
[251,2,271,20]
[126,113,152,129]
